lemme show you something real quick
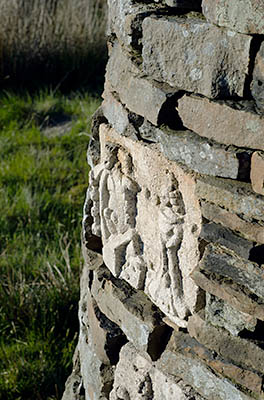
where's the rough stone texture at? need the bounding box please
[107,0,161,51]
[168,331,262,396]
[192,243,264,320]
[157,333,252,400]
[91,265,168,358]
[200,201,264,244]
[90,123,203,327]
[63,1,264,399]
[250,151,264,196]
[79,287,126,366]
[78,332,114,400]
[110,342,205,400]
[139,122,240,178]
[188,313,264,376]
[109,343,154,400]
[62,348,84,400]
[251,42,264,112]
[106,43,179,126]
[205,293,257,336]
[200,222,253,259]
[202,0,264,34]
[196,175,264,222]
[178,94,264,150]
[77,263,128,399]
[101,91,140,140]
[102,91,130,137]
[142,16,251,98]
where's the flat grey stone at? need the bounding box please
[202,0,264,34]
[178,94,264,150]
[139,122,240,178]
[142,15,251,98]
[205,293,257,336]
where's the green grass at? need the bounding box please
[0,89,101,400]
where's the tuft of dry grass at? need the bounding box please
[0,0,108,86]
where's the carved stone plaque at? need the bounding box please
[88,124,202,327]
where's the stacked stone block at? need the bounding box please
[63,1,264,399]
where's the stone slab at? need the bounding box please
[205,293,257,336]
[157,334,251,400]
[102,90,130,136]
[91,265,169,359]
[251,42,264,112]
[107,0,161,51]
[110,342,205,400]
[106,43,178,125]
[79,264,127,366]
[188,313,264,376]
[139,122,240,178]
[199,243,264,299]
[202,0,264,34]
[251,151,264,196]
[178,94,264,150]
[142,16,251,98]
[89,123,203,326]
[200,222,253,259]
[169,331,262,396]
[62,348,84,400]
[78,332,114,400]
[191,243,264,320]
[200,201,264,244]
[196,175,264,222]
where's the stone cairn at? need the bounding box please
[62,1,264,399]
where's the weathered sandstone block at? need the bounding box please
[178,94,264,150]
[142,16,251,98]
[78,332,114,400]
[251,151,264,196]
[139,122,240,178]
[89,123,203,327]
[196,175,264,222]
[157,333,251,400]
[79,264,127,363]
[107,0,161,51]
[191,243,264,320]
[91,265,168,358]
[106,43,178,125]
[62,348,84,400]
[251,42,264,112]
[110,342,205,400]
[205,293,257,336]
[188,313,264,375]
[109,343,154,400]
[102,91,130,137]
[202,0,264,34]
[79,290,126,366]
[200,201,264,244]
[200,222,253,259]
[168,331,262,396]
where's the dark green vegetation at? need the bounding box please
[0,90,101,399]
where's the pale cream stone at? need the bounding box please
[89,124,202,327]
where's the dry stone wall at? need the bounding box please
[63,1,264,399]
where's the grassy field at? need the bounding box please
[0,0,107,90]
[0,89,101,400]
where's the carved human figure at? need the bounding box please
[159,177,185,304]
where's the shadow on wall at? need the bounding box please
[0,0,108,91]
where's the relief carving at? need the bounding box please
[86,125,202,327]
